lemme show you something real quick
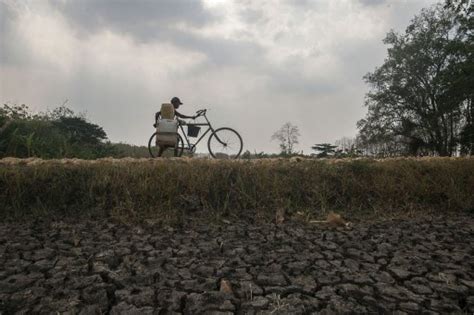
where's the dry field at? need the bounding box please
[0,216,473,313]
[0,157,473,313]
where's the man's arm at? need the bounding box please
[154,111,161,127]
[175,110,195,119]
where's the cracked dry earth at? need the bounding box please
[0,216,473,314]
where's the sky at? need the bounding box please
[0,0,440,153]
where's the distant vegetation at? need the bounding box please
[267,3,473,158]
[0,104,117,159]
[109,143,150,158]
[0,104,157,159]
[356,3,473,157]
[271,122,301,156]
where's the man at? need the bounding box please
[155,97,196,124]
[154,97,196,157]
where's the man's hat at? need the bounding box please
[171,97,182,105]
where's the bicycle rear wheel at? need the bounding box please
[207,127,243,159]
[148,132,184,157]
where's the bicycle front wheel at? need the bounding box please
[148,132,184,158]
[207,127,243,159]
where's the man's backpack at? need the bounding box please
[156,103,178,147]
[160,103,174,119]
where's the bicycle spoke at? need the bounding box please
[208,128,243,159]
[149,132,184,157]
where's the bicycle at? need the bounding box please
[148,109,243,159]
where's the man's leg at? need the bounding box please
[157,145,165,157]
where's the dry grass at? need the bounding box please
[0,157,473,222]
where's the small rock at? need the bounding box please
[343,258,360,271]
[290,275,317,292]
[32,248,55,261]
[460,279,474,289]
[406,283,433,295]
[236,281,263,299]
[286,261,309,275]
[220,279,233,294]
[249,296,269,309]
[79,304,102,315]
[0,274,37,294]
[275,208,285,225]
[371,271,395,284]
[400,302,420,312]
[429,298,461,313]
[388,266,412,280]
[185,292,235,313]
[110,302,155,315]
[156,289,186,311]
[71,275,102,290]
[81,285,109,311]
[256,274,287,287]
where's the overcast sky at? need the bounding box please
[1,0,440,153]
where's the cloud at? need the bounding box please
[53,0,218,40]
[358,0,389,6]
[1,0,441,153]
[0,2,22,65]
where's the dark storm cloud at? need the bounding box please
[53,0,218,41]
[0,0,267,80]
[164,28,266,67]
[51,0,268,67]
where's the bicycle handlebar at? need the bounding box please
[196,109,207,117]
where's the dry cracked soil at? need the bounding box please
[0,215,473,314]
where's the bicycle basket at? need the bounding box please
[187,125,201,137]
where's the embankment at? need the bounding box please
[1,157,473,221]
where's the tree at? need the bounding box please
[54,117,107,146]
[445,0,473,19]
[334,136,363,157]
[311,143,337,158]
[271,122,300,155]
[0,104,115,159]
[357,4,472,156]
[445,0,474,155]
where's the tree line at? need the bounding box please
[0,104,113,159]
[0,104,150,159]
[0,103,188,159]
[270,1,473,158]
[357,1,472,157]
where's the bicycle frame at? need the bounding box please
[178,113,215,151]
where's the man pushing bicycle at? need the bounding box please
[149,97,243,158]
[153,97,196,157]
